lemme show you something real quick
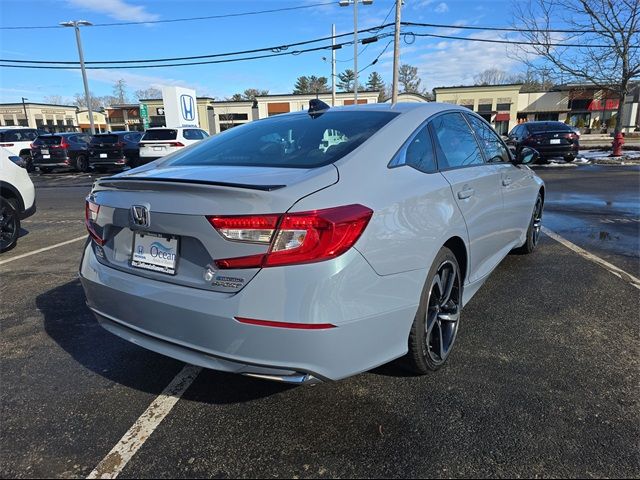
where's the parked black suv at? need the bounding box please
[88,131,143,172]
[506,121,579,163]
[30,133,91,173]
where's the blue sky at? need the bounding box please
[0,0,522,104]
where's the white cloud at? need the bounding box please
[414,32,521,89]
[80,69,202,92]
[414,0,436,8]
[434,2,449,13]
[65,0,159,22]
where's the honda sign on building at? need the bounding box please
[161,86,199,128]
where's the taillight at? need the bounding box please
[235,317,336,330]
[209,215,279,243]
[29,143,35,149]
[85,199,104,246]
[0,143,14,147]
[209,204,373,269]
[169,142,185,147]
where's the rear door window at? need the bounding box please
[466,115,510,163]
[3,130,38,142]
[401,126,437,173]
[431,113,484,169]
[142,129,177,141]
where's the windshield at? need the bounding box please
[142,129,177,141]
[164,111,399,169]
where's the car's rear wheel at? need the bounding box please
[0,198,20,253]
[76,155,89,172]
[564,154,575,163]
[407,247,462,373]
[513,193,543,254]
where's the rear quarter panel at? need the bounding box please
[289,108,469,280]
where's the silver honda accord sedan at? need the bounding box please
[80,102,544,383]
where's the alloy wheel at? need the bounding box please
[532,198,542,246]
[0,202,18,251]
[425,260,461,365]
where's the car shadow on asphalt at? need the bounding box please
[37,279,294,403]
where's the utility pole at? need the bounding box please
[332,24,337,106]
[340,0,373,103]
[353,0,359,102]
[21,97,29,127]
[60,20,95,135]
[391,0,402,103]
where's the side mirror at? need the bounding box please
[513,146,539,165]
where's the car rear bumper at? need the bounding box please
[531,144,579,158]
[89,156,128,166]
[79,242,423,381]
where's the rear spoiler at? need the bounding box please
[94,176,286,192]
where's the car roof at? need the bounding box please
[275,102,469,119]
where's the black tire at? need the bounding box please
[407,247,462,374]
[0,198,20,253]
[76,155,89,172]
[513,193,543,255]
[39,167,52,174]
[563,154,575,163]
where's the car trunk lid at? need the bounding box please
[87,164,338,293]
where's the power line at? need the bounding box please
[0,24,395,65]
[0,37,386,70]
[408,31,637,48]
[0,1,338,30]
[403,21,598,34]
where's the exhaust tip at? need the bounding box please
[242,372,321,385]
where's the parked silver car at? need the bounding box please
[80,102,544,383]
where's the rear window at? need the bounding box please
[34,136,62,146]
[142,129,177,141]
[165,111,399,169]
[526,122,572,133]
[91,135,119,144]
[0,129,39,142]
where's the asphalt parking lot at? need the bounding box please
[1,166,639,478]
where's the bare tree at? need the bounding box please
[112,79,129,104]
[43,95,65,105]
[473,68,521,86]
[73,92,104,110]
[513,0,640,134]
[135,87,162,100]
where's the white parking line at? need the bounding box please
[542,226,640,290]
[0,236,86,266]
[87,364,202,479]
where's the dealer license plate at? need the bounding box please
[131,232,179,275]
[100,153,108,158]
[550,139,561,144]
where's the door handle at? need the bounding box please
[502,176,512,186]
[457,188,475,199]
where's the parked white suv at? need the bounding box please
[138,127,209,166]
[0,147,36,252]
[0,127,43,170]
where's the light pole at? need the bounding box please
[339,0,373,103]
[21,97,29,127]
[60,20,95,135]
